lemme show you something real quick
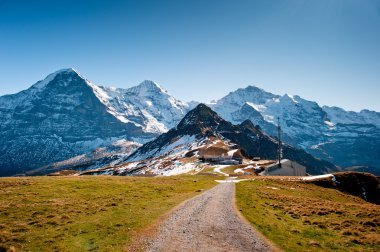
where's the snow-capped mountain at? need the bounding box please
[0,69,190,176]
[322,106,380,128]
[1,68,378,176]
[211,85,380,169]
[92,104,334,176]
[211,86,279,121]
[93,80,192,134]
[211,86,330,147]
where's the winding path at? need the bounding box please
[146,178,276,252]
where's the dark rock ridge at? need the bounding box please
[129,104,337,175]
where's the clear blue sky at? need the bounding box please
[0,0,379,112]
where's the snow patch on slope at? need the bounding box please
[323,106,380,129]
[89,81,190,133]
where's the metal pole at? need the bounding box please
[277,117,282,168]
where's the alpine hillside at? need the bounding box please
[1,69,378,176]
[86,104,336,176]
[210,86,380,170]
[0,69,191,176]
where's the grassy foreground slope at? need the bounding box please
[0,175,218,251]
[236,179,380,252]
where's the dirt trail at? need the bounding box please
[146,178,276,252]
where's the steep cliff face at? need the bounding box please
[0,69,151,176]
[94,80,192,134]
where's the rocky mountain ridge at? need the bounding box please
[0,69,188,176]
[122,104,336,175]
[0,69,378,176]
[210,85,380,169]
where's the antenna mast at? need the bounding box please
[277,117,282,168]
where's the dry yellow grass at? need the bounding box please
[0,175,219,251]
[236,179,380,252]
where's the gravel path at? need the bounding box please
[146,178,275,252]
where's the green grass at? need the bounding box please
[236,179,380,252]
[220,165,237,175]
[0,175,219,251]
[197,166,218,174]
[220,165,258,177]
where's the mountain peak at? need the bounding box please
[46,68,81,78]
[242,85,277,97]
[281,93,298,104]
[55,68,78,74]
[140,79,160,87]
[176,104,224,135]
[244,85,265,92]
[181,103,220,122]
[192,103,214,112]
[215,84,278,109]
[125,80,168,97]
[135,80,166,93]
[32,68,84,90]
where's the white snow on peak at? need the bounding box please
[0,68,88,110]
[87,80,190,133]
[87,82,132,124]
[136,80,166,93]
[215,85,278,107]
[32,68,80,90]
[209,84,278,120]
[1,69,190,136]
[58,67,79,75]
[282,94,298,104]
[211,85,334,149]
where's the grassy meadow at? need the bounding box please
[236,179,380,252]
[0,175,219,251]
